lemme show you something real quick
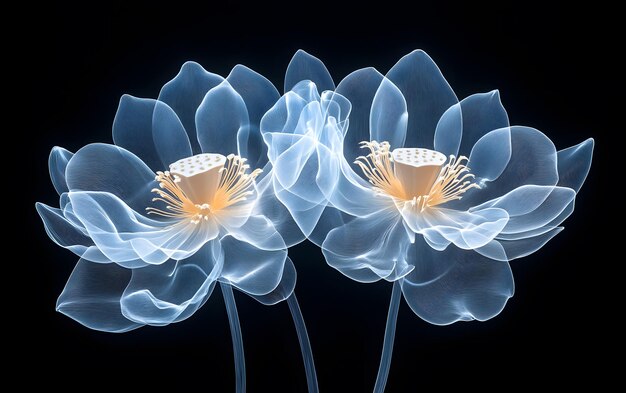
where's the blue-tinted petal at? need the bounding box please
[112,95,191,171]
[121,242,222,325]
[401,237,514,325]
[457,91,509,156]
[219,235,287,296]
[227,65,280,167]
[557,138,594,192]
[370,78,408,150]
[466,127,511,182]
[249,257,296,305]
[49,147,73,194]
[479,226,564,261]
[196,81,249,156]
[223,214,286,251]
[158,61,224,153]
[284,50,334,93]
[434,103,462,157]
[322,207,413,283]
[65,143,156,213]
[386,50,458,149]
[69,191,218,267]
[57,259,142,333]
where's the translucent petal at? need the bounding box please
[249,257,296,305]
[121,242,222,325]
[457,91,509,156]
[479,227,564,261]
[36,202,109,263]
[434,103,462,157]
[335,67,384,164]
[284,49,334,93]
[370,78,408,150]
[49,146,73,194]
[466,127,511,182]
[222,214,286,252]
[401,237,514,325]
[158,61,224,153]
[386,50,458,149]
[57,259,142,333]
[226,65,280,168]
[219,235,288,296]
[112,95,192,171]
[322,207,414,283]
[65,143,156,213]
[196,80,249,156]
[557,138,594,192]
[69,191,218,267]
[308,206,351,247]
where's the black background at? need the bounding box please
[21,4,613,391]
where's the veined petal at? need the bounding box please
[370,78,408,152]
[121,241,222,325]
[401,237,514,325]
[322,207,414,283]
[249,257,296,305]
[69,191,218,267]
[196,80,249,156]
[457,91,510,156]
[158,61,224,154]
[112,95,192,171]
[49,146,73,194]
[65,143,156,214]
[221,214,286,252]
[557,138,594,192]
[218,235,288,296]
[284,49,334,93]
[57,259,142,333]
[479,227,565,261]
[386,50,458,149]
[434,103,463,157]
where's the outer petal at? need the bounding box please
[49,147,73,194]
[221,213,286,252]
[322,207,414,283]
[401,237,514,325]
[121,241,222,325]
[556,138,594,192]
[386,50,458,149]
[69,191,218,267]
[65,143,156,213]
[227,65,280,168]
[434,104,463,157]
[218,235,288,296]
[335,67,384,164]
[57,259,142,333]
[370,78,408,151]
[196,80,249,156]
[249,257,296,305]
[158,61,224,153]
[284,49,334,93]
[112,95,192,171]
[478,227,565,261]
[457,91,509,157]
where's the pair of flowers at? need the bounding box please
[37,49,593,389]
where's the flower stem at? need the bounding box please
[221,282,246,393]
[287,292,319,393]
[373,281,402,393]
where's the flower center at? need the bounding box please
[146,153,262,224]
[354,141,480,210]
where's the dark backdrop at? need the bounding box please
[22,4,613,391]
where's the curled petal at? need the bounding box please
[222,214,287,252]
[112,95,192,171]
[284,49,334,93]
[57,259,142,333]
[401,237,514,325]
[249,257,296,305]
[557,138,594,192]
[49,146,73,194]
[478,227,565,261]
[158,61,224,153]
[121,242,222,325]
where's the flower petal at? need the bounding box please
[218,235,288,296]
[370,78,408,150]
[69,191,218,267]
[226,65,280,168]
[196,80,249,156]
[222,214,286,252]
[49,146,73,194]
[335,67,384,164]
[112,95,192,171]
[65,143,156,213]
[120,241,222,325]
[158,61,224,154]
[434,103,463,157]
[284,50,334,93]
[557,138,594,192]
[322,207,414,283]
[478,226,564,261]
[249,257,296,305]
[401,237,514,325]
[57,259,142,333]
[386,50,458,149]
[457,91,509,156]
